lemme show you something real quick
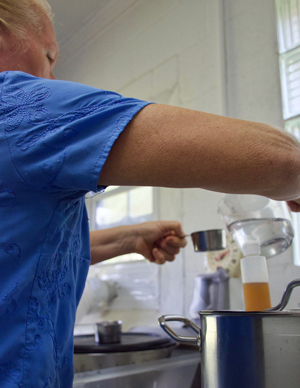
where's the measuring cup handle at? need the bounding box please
[265,278,300,311]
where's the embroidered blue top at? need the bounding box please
[0,71,150,388]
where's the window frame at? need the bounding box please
[276,0,300,265]
[85,186,158,264]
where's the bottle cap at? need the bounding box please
[242,241,261,256]
[241,241,268,283]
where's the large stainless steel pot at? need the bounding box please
[159,279,300,388]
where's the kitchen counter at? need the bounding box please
[73,345,200,388]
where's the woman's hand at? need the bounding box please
[134,221,187,264]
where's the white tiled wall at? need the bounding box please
[54,0,300,328]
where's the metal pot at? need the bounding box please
[159,279,300,388]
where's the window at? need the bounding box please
[279,48,300,119]
[276,0,300,53]
[85,186,156,263]
[276,0,300,264]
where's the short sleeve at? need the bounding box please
[0,71,151,196]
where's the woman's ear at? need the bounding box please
[0,25,12,70]
[0,35,5,54]
[0,23,9,51]
[0,24,4,50]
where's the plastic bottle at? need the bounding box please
[241,241,271,311]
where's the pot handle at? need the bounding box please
[265,278,300,312]
[158,315,201,349]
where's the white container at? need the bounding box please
[240,241,271,311]
[76,278,117,323]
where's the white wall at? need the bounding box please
[223,0,300,309]
[55,0,300,328]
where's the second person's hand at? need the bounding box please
[135,221,187,265]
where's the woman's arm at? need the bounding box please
[89,220,187,265]
[99,104,300,203]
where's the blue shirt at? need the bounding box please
[0,71,149,387]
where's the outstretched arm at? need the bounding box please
[99,104,300,203]
[89,220,187,265]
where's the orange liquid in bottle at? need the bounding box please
[243,282,271,311]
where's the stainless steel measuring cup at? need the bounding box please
[182,229,226,252]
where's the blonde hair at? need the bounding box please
[0,0,53,38]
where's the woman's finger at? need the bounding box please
[287,200,300,212]
[163,235,187,248]
[152,247,176,264]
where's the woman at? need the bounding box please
[1,1,300,386]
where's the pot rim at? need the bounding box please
[199,309,300,316]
